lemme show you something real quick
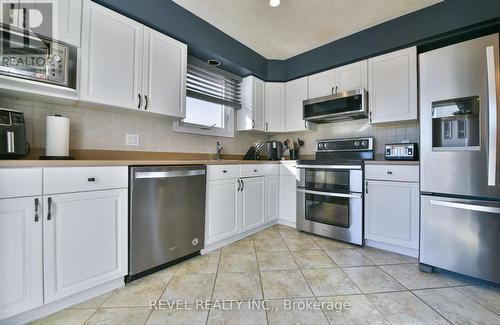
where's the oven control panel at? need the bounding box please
[317,137,373,152]
[385,143,418,161]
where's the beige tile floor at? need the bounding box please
[31,225,500,325]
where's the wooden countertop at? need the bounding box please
[0,159,283,167]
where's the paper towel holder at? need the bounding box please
[39,114,75,160]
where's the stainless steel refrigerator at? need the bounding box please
[419,33,500,284]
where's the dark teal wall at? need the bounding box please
[94,0,500,82]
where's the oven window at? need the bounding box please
[305,169,349,192]
[305,193,350,228]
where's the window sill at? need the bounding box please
[173,121,235,138]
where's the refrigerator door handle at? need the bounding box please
[430,199,500,214]
[486,46,497,187]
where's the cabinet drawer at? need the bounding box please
[0,168,42,198]
[365,164,419,182]
[207,165,240,181]
[43,167,128,194]
[240,164,266,178]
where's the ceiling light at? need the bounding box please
[269,0,280,7]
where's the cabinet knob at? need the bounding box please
[254,169,258,172]
[387,171,393,175]
[222,170,227,173]
[88,177,96,182]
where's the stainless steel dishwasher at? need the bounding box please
[127,165,206,281]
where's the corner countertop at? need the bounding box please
[0,159,285,168]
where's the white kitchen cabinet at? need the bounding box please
[308,69,335,99]
[307,60,368,99]
[364,163,419,256]
[238,76,266,131]
[265,175,279,222]
[43,189,128,303]
[368,47,418,124]
[333,60,368,92]
[142,27,187,118]
[80,0,143,109]
[240,177,265,232]
[279,175,297,227]
[81,0,187,117]
[285,77,315,132]
[0,197,43,320]
[265,83,285,132]
[206,179,239,245]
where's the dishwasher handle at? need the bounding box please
[135,170,206,179]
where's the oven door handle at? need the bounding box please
[296,165,361,170]
[297,188,362,198]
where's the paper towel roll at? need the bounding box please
[46,115,70,157]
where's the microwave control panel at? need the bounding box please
[385,143,418,161]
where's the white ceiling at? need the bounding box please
[174,0,442,59]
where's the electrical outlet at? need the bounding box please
[126,133,140,146]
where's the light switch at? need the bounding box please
[126,133,140,146]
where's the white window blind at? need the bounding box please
[186,56,242,109]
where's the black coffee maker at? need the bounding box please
[0,108,29,159]
[265,141,283,160]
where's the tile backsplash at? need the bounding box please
[271,119,419,157]
[2,96,419,157]
[0,97,268,155]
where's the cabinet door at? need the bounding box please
[0,197,43,320]
[285,77,311,132]
[333,60,368,92]
[240,177,265,232]
[206,179,239,245]
[265,176,279,222]
[142,27,187,117]
[43,189,128,303]
[308,69,334,99]
[279,175,297,226]
[238,76,265,131]
[365,180,419,249]
[265,83,285,132]
[253,78,266,131]
[368,47,417,124]
[80,0,143,109]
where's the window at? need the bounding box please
[174,56,241,137]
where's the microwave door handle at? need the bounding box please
[486,45,497,187]
[430,199,500,214]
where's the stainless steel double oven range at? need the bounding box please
[296,137,374,245]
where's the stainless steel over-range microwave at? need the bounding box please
[303,88,368,123]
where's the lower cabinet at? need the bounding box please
[240,177,265,232]
[0,197,43,320]
[265,176,279,222]
[364,164,419,255]
[43,189,128,303]
[206,179,240,245]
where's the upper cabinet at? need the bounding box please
[238,76,266,131]
[308,60,368,99]
[265,83,285,132]
[17,0,82,46]
[80,0,187,117]
[285,77,315,132]
[368,47,417,124]
[142,27,187,117]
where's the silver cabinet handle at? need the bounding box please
[241,180,244,191]
[34,198,39,222]
[144,95,148,111]
[135,170,205,179]
[297,188,362,198]
[138,94,142,109]
[486,46,497,186]
[87,177,95,182]
[430,199,500,214]
[47,197,52,221]
[237,179,241,191]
